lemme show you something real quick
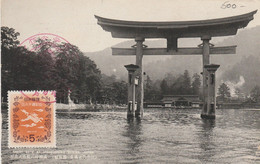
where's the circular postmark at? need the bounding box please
[20,91,56,104]
[18,33,78,103]
[19,33,72,56]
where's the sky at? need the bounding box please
[2,0,260,52]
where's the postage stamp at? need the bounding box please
[8,91,56,148]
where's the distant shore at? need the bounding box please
[56,103,127,112]
[1,102,260,114]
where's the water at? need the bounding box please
[2,108,260,163]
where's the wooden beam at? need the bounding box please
[112,46,236,55]
[96,10,257,38]
[108,27,238,38]
[167,37,178,51]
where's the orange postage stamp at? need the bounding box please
[8,91,56,148]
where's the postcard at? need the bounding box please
[1,0,260,163]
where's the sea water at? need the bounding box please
[2,108,260,163]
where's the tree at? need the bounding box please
[100,74,117,85]
[112,81,127,104]
[1,27,102,105]
[99,84,114,104]
[98,74,117,104]
[171,75,184,95]
[145,75,153,90]
[234,87,244,100]
[164,73,176,86]
[218,83,231,102]
[170,70,192,95]
[1,26,20,50]
[144,75,154,101]
[31,38,102,104]
[160,79,169,95]
[191,73,201,95]
[250,85,260,103]
[1,27,57,101]
[1,27,21,101]
[97,75,128,105]
[183,70,191,94]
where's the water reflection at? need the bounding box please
[198,119,216,162]
[123,117,143,161]
[201,119,215,131]
[2,109,260,163]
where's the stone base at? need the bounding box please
[135,110,143,118]
[201,114,216,119]
[135,113,141,118]
[127,113,134,118]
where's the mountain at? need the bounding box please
[84,39,171,80]
[221,55,260,94]
[214,26,260,94]
[84,26,260,92]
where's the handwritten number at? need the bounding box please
[221,1,229,9]
[221,1,237,9]
[226,4,231,8]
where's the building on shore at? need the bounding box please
[162,95,201,108]
[144,95,202,108]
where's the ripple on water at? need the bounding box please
[1,108,260,163]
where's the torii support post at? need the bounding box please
[125,64,139,118]
[201,36,211,118]
[135,37,145,118]
[202,64,220,119]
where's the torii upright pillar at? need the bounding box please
[204,64,220,119]
[201,36,211,118]
[135,37,145,118]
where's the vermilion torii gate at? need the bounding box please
[95,10,257,119]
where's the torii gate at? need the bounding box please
[95,10,257,119]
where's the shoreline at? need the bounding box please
[1,102,260,114]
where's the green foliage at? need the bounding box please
[144,75,160,101]
[183,70,191,93]
[217,83,231,102]
[191,73,201,95]
[160,79,169,95]
[1,46,52,101]
[167,70,195,95]
[1,27,101,104]
[98,74,127,104]
[234,87,245,100]
[171,75,185,94]
[250,85,260,103]
[112,81,127,104]
[144,71,201,102]
[1,26,20,50]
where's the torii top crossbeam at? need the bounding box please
[95,10,257,38]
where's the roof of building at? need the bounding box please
[163,95,199,97]
[162,95,200,102]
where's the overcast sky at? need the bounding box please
[2,0,260,52]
